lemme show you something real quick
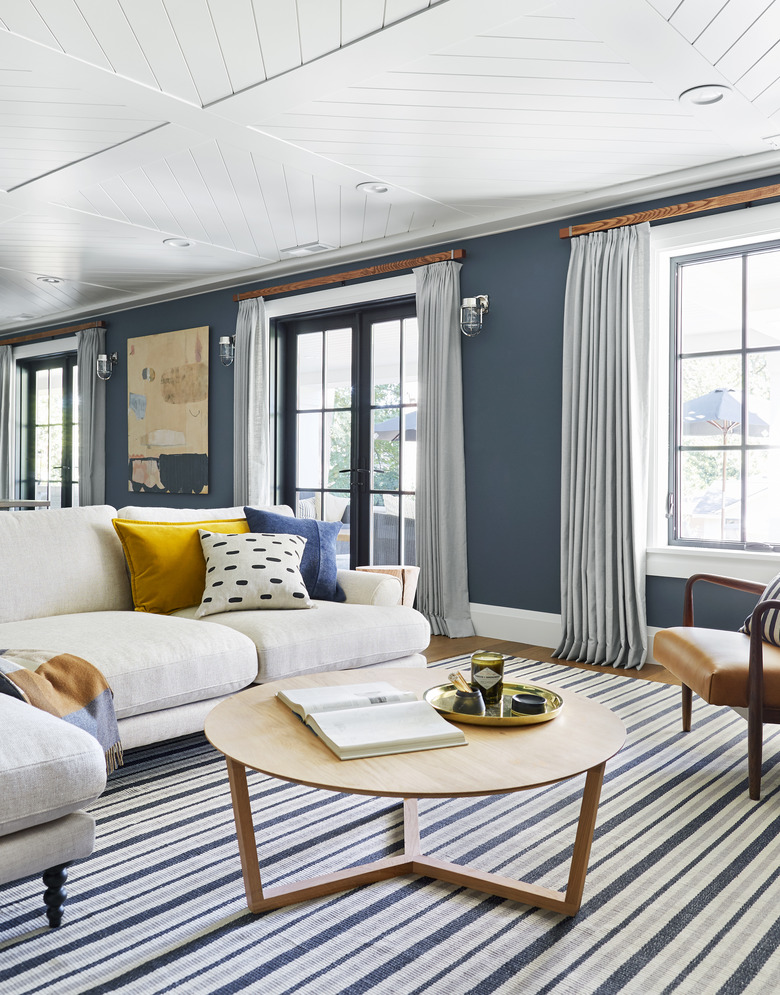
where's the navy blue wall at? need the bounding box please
[31,170,780,632]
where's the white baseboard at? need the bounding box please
[469,603,562,648]
[469,602,663,664]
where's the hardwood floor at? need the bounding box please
[423,635,679,685]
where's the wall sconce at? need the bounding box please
[96,353,118,381]
[219,335,235,367]
[460,295,489,336]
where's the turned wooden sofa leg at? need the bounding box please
[42,863,71,927]
[681,684,692,732]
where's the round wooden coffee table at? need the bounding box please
[205,668,625,917]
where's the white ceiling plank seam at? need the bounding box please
[207,0,268,95]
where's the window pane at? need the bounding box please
[72,424,79,480]
[679,450,742,543]
[35,370,49,422]
[401,406,417,492]
[746,352,777,445]
[49,424,63,479]
[372,496,399,565]
[325,328,351,408]
[400,494,416,565]
[680,355,743,446]
[35,426,49,482]
[49,367,63,423]
[403,318,419,404]
[326,410,352,488]
[297,333,322,409]
[373,408,399,491]
[680,257,742,353]
[747,251,780,349]
[372,320,400,406]
[745,450,780,544]
[297,412,322,488]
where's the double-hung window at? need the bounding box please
[670,243,780,550]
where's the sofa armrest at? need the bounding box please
[337,569,402,606]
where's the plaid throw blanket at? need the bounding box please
[0,649,123,773]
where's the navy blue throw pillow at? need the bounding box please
[243,508,346,602]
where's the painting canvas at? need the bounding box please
[127,326,209,494]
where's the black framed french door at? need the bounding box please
[279,299,418,568]
[18,352,79,508]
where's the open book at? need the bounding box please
[276,681,467,760]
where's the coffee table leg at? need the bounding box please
[225,757,264,910]
[562,761,606,913]
[410,761,607,916]
[404,798,421,856]
[223,759,607,917]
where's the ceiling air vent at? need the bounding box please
[281,242,336,257]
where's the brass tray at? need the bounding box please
[423,681,563,727]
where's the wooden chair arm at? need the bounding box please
[683,573,766,627]
[749,597,780,709]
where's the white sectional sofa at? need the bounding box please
[0,502,429,925]
[0,503,430,750]
[0,696,107,927]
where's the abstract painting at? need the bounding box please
[127,326,209,494]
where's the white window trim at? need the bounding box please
[13,334,77,360]
[648,203,780,584]
[263,274,415,321]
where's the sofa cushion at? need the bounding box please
[196,530,312,616]
[0,505,132,624]
[0,694,106,836]
[113,518,249,614]
[244,507,346,602]
[174,601,431,682]
[0,612,258,719]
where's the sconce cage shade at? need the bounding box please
[460,295,489,336]
[219,336,235,367]
[96,352,118,381]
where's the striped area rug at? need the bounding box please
[3,656,780,995]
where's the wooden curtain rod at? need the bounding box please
[233,249,465,301]
[559,182,780,239]
[1,321,106,347]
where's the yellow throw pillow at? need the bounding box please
[112,518,249,614]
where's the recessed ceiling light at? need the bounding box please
[356,181,390,195]
[37,276,61,284]
[281,242,335,257]
[679,84,732,106]
[163,237,192,248]
[15,313,34,319]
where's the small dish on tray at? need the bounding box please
[423,681,563,726]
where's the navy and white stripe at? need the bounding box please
[740,571,780,645]
[2,657,779,995]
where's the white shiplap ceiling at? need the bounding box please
[2,0,780,334]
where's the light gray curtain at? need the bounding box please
[555,222,650,670]
[234,297,271,507]
[0,345,12,497]
[77,327,106,506]
[414,260,475,637]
